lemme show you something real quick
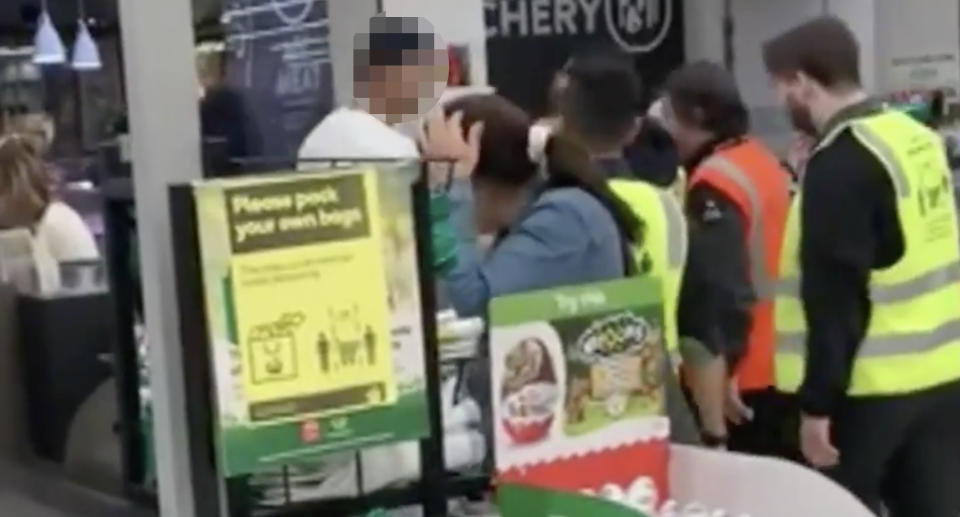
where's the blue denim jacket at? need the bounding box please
[440,179,625,318]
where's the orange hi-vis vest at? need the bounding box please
[689,138,791,392]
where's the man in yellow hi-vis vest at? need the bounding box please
[765,17,960,516]
[554,47,713,447]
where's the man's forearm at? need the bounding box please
[680,337,727,438]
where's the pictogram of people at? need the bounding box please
[316,332,331,373]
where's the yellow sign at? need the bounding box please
[224,170,395,424]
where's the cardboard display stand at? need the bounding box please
[490,278,671,517]
[669,445,874,517]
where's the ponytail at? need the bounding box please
[541,134,643,249]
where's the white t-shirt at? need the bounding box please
[33,201,99,294]
[297,107,419,164]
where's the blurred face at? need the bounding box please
[772,75,818,137]
[662,99,707,162]
[353,19,449,125]
[472,179,529,235]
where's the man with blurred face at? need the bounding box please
[663,61,792,457]
[765,17,960,516]
[298,16,447,161]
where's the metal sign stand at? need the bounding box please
[163,162,487,516]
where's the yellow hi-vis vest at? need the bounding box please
[609,178,688,353]
[775,109,960,396]
[670,167,688,209]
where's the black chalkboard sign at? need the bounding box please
[223,0,335,163]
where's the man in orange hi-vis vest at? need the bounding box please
[663,61,794,455]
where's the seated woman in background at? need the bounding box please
[422,93,639,317]
[0,134,98,293]
[9,113,55,157]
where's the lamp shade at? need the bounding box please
[33,10,66,65]
[72,21,102,71]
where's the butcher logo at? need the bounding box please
[484,0,674,54]
[605,0,673,53]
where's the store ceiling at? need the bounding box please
[0,0,222,32]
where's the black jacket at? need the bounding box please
[676,140,756,366]
[797,99,905,416]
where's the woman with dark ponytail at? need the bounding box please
[422,94,638,318]
[540,132,643,267]
[422,94,641,468]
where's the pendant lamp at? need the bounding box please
[72,0,101,70]
[33,1,66,65]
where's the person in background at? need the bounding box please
[0,134,98,292]
[662,61,792,455]
[541,55,685,201]
[536,61,685,203]
[928,89,945,129]
[9,113,61,185]
[765,17,960,515]
[421,93,641,464]
[554,48,700,445]
[624,96,684,200]
[197,48,260,172]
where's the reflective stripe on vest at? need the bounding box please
[779,318,960,357]
[700,155,775,300]
[609,178,688,355]
[777,261,960,304]
[775,109,960,396]
[658,187,687,267]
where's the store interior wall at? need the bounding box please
[872,0,960,98]
[328,0,378,108]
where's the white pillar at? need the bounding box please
[329,0,379,107]
[117,0,204,515]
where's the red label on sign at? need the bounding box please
[300,420,322,443]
